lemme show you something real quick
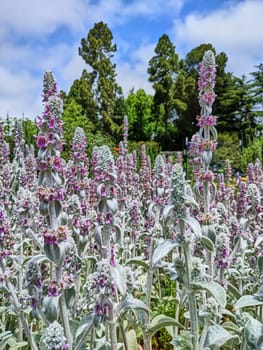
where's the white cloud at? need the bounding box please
[172,0,263,76]
[0,67,41,119]
[116,42,155,95]
[0,0,88,36]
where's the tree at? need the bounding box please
[79,21,125,139]
[248,63,263,134]
[147,34,180,150]
[174,44,250,149]
[125,89,153,141]
[62,98,95,159]
[67,69,97,125]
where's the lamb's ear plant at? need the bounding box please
[34,71,74,350]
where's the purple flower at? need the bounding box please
[36,134,47,148]
[48,281,60,296]
[44,230,58,245]
[30,297,38,309]
[49,117,55,129]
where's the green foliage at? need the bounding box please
[127,140,161,164]
[67,70,97,124]
[125,89,153,141]
[62,98,95,160]
[240,137,263,172]
[79,21,125,138]
[213,132,241,171]
[148,34,180,150]
[22,118,37,148]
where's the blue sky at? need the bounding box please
[0,0,262,119]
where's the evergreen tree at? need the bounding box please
[147,34,180,150]
[62,98,95,159]
[79,21,125,138]
[67,69,97,125]
[125,89,153,141]
[248,63,263,135]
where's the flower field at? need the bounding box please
[0,51,262,350]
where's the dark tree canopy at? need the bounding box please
[79,21,125,138]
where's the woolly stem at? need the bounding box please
[180,220,199,350]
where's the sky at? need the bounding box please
[0,0,262,120]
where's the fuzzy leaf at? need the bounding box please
[42,296,59,323]
[126,258,149,270]
[257,255,263,274]
[244,318,263,350]
[44,241,67,266]
[200,235,215,251]
[75,313,94,341]
[255,235,263,248]
[227,283,241,299]
[235,295,263,310]
[182,216,202,238]
[222,321,240,333]
[54,200,62,217]
[0,332,13,350]
[210,126,218,141]
[193,282,226,308]
[8,341,28,349]
[52,171,64,186]
[147,314,184,337]
[204,325,239,349]
[38,171,45,186]
[116,296,149,318]
[162,205,174,219]
[152,240,178,267]
[111,264,127,296]
[94,225,103,247]
[125,330,138,350]
[182,194,199,209]
[106,198,118,213]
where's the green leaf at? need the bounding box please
[106,197,118,213]
[0,332,14,350]
[162,204,174,219]
[125,329,138,350]
[152,239,178,267]
[257,255,263,274]
[38,170,45,186]
[42,295,59,322]
[9,341,28,349]
[182,216,202,238]
[125,258,149,270]
[204,325,239,349]
[200,235,215,252]
[75,313,94,341]
[111,264,127,296]
[235,295,263,310]
[193,282,226,308]
[244,318,263,350]
[222,321,240,333]
[147,314,184,337]
[255,235,263,248]
[54,200,62,217]
[227,282,241,299]
[116,296,149,318]
[182,194,199,209]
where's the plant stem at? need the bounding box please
[182,236,199,350]
[108,304,118,350]
[5,277,38,350]
[18,232,24,342]
[59,292,72,349]
[56,266,72,349]
[143,236,154,350]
